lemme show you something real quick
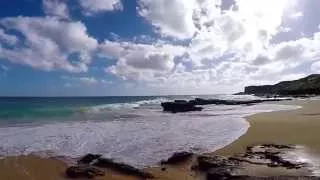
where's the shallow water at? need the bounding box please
[0,95,299,167]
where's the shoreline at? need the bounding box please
[215,99,320,156]
[0,99,319,179]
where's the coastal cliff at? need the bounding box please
[244,74,320,95]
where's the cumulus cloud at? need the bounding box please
[79,0,122,15]
[0,16,98,72]
[1,0,320,94]
[93,0,320,92]
[43,0,69,19]
[99,40,186,80]
[138,0,201,39]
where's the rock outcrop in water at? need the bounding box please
[244,74,320,96]
[161,98,291,113]
[161,100,203,113]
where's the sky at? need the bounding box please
[0,0,320,96]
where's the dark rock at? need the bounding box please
[206,167,234,180]
[65,166,105,179]
[234,144,306,169]
[261,144,293,149]
[78,153,102,164]
[93,158,154,178]
[221,176,320,180]
[244,74,320,96]
[161,98,291,113]
[197,155,236,171]
[161,167,166,171]
[161,101,203,113]
[161,151,193,165]
[174,100,188,103]
[162,97,291,113]
[234,92,245,95]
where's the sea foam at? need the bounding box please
[0,103,299,167]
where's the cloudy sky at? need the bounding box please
[0,0,320,96]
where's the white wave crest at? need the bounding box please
[84,97,170,113]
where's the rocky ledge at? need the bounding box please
[161,98,291,113]
[66,154,154,179]
[160,144,319,180]
[65,144,319,179]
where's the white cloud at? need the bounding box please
[79,77,98,84]
[279,26,292,33]
[79,0,122,15]
[138,0,202,39]
[97,0,319,93]
[0,16,98,72]
[43,0,69,19]
[290,11,303,20]
[62,75,111,86]
[100,40,186,81]
[0,28,18,45]
[1,0,319,94]
[311,61,320,73]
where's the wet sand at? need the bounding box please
[0,100,319,179]
[216,100,320,156]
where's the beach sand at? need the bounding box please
[0,99,319,179]
[216,99,320,155]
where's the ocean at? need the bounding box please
[0,95,299,167]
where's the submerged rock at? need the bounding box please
[93,158,154,178]
[78,153,102,164]
[65,166,105,179]
[161,151,193,165]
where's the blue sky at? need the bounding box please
[0,0,320,96]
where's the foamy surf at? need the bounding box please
[83,97,170,113]
[0,102,300,167]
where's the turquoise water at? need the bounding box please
[0,96,170,120]
[0,95,263,120]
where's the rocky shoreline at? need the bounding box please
[65,144,319,179]
[161,98,292,113]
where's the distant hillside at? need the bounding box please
[244,74,320,95]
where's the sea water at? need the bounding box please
[0,95,299,167]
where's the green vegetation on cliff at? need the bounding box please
[245,74,320,95]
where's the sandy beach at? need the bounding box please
[216,99,320,155]
[1,99,320,179]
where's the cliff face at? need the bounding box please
[244,74,320,95]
